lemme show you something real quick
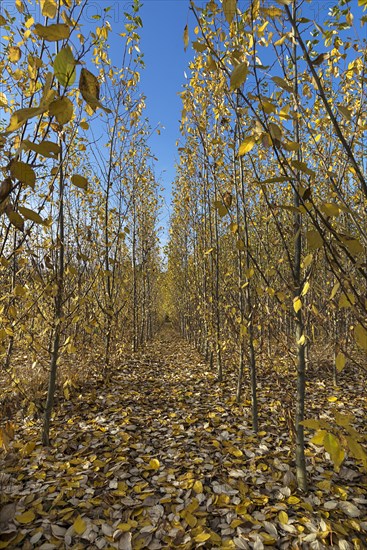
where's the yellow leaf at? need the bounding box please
[223,0,237,23]
[71,174,88,190]
[340,236,364,256]
[238,136,255,155]
[320,202,340,217]
[6,208,24,231]
[293,296,302,313]
[291,160,315,178]
[192,41,206,52]
[148,458,160,470]
[230,62,249,90]
[195,532,211,543]
[272,75,292,92]
[287,496,300,504]
[269,122,283,141]
[274,34,288,46]
[278,511,288,524]
[34,23,70,41]
[185,511,197,528]
[183,24,189,51]
[335,352,346,373]
[16,510,35,524]
[229,446,243,457]
[302,254,313,269]
[327,396,338,403]
[323,432,345,471]
[193,480,203,493]
[8,46,22,62]
[334,412,354,427]
[310,431,325,447]
[301,281,310,297]
[338,105,352,121]
[297,334,306,346]
[49,97,74,125]
[18,206,44,224]
[301,419,321,430]
[346,436,367,467]
[22,139,60,159]
[261,6,283,17]
[14,284,27,297]
[117,522,132,532]
[306,229,323,251]
[330,282,340,300]
[21,441,36,456]
[9,161,36,188]
[6,106,44,132]
[354,323,367,350]
[283,140,300,151]
[41,0,57,18]
[0,92,7,107]
[261,98,276,113]
[73,515,86,535]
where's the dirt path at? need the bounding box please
[0,327,366,549]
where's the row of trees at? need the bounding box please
[166,0,367,490]
[0,0,162,444]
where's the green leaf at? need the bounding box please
[9,161,36,188]
[230,62,248,90]
[34,23,70,41]
[53,45,76,87]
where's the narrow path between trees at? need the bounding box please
[0,326,366,549]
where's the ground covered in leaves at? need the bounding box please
[0,326,366,549]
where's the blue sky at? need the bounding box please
[139,0,193,226]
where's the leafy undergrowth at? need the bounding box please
[0,326,366,549]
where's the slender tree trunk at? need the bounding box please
[42,139,64,447]
[4,232,17,372]
[292,1,307,490]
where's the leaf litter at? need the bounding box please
[0,326,366,549]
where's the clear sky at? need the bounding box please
[138,0,193,227]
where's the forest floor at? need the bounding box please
[0,325,366,549]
